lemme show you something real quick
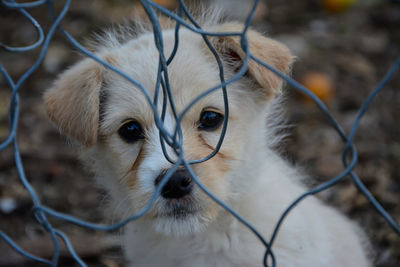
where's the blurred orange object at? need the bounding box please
[153,0,178,9]
[323,0,357,14]
[299,72,335,103]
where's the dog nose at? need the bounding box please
[155,169,193,199]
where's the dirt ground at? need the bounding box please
[0,0,399,266]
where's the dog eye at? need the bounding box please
[118,120,144,143]
[198,110,224,131]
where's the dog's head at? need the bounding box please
[44,22,292,236]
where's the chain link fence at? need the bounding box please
[1,0,399,266]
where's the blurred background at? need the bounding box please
[0,0,399,266]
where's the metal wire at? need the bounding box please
[0,0,399,266]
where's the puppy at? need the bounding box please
[44,16,371,267]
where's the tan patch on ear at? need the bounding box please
[44,58,103,147]
[211,22,293,99]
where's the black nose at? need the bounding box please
[155,169,193,199]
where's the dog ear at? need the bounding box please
[44,58,103,147]
[211,22,293,100]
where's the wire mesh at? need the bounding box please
[0,0,399,266]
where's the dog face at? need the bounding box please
[44,22,292,236]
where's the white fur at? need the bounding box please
[45,20,371,267]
